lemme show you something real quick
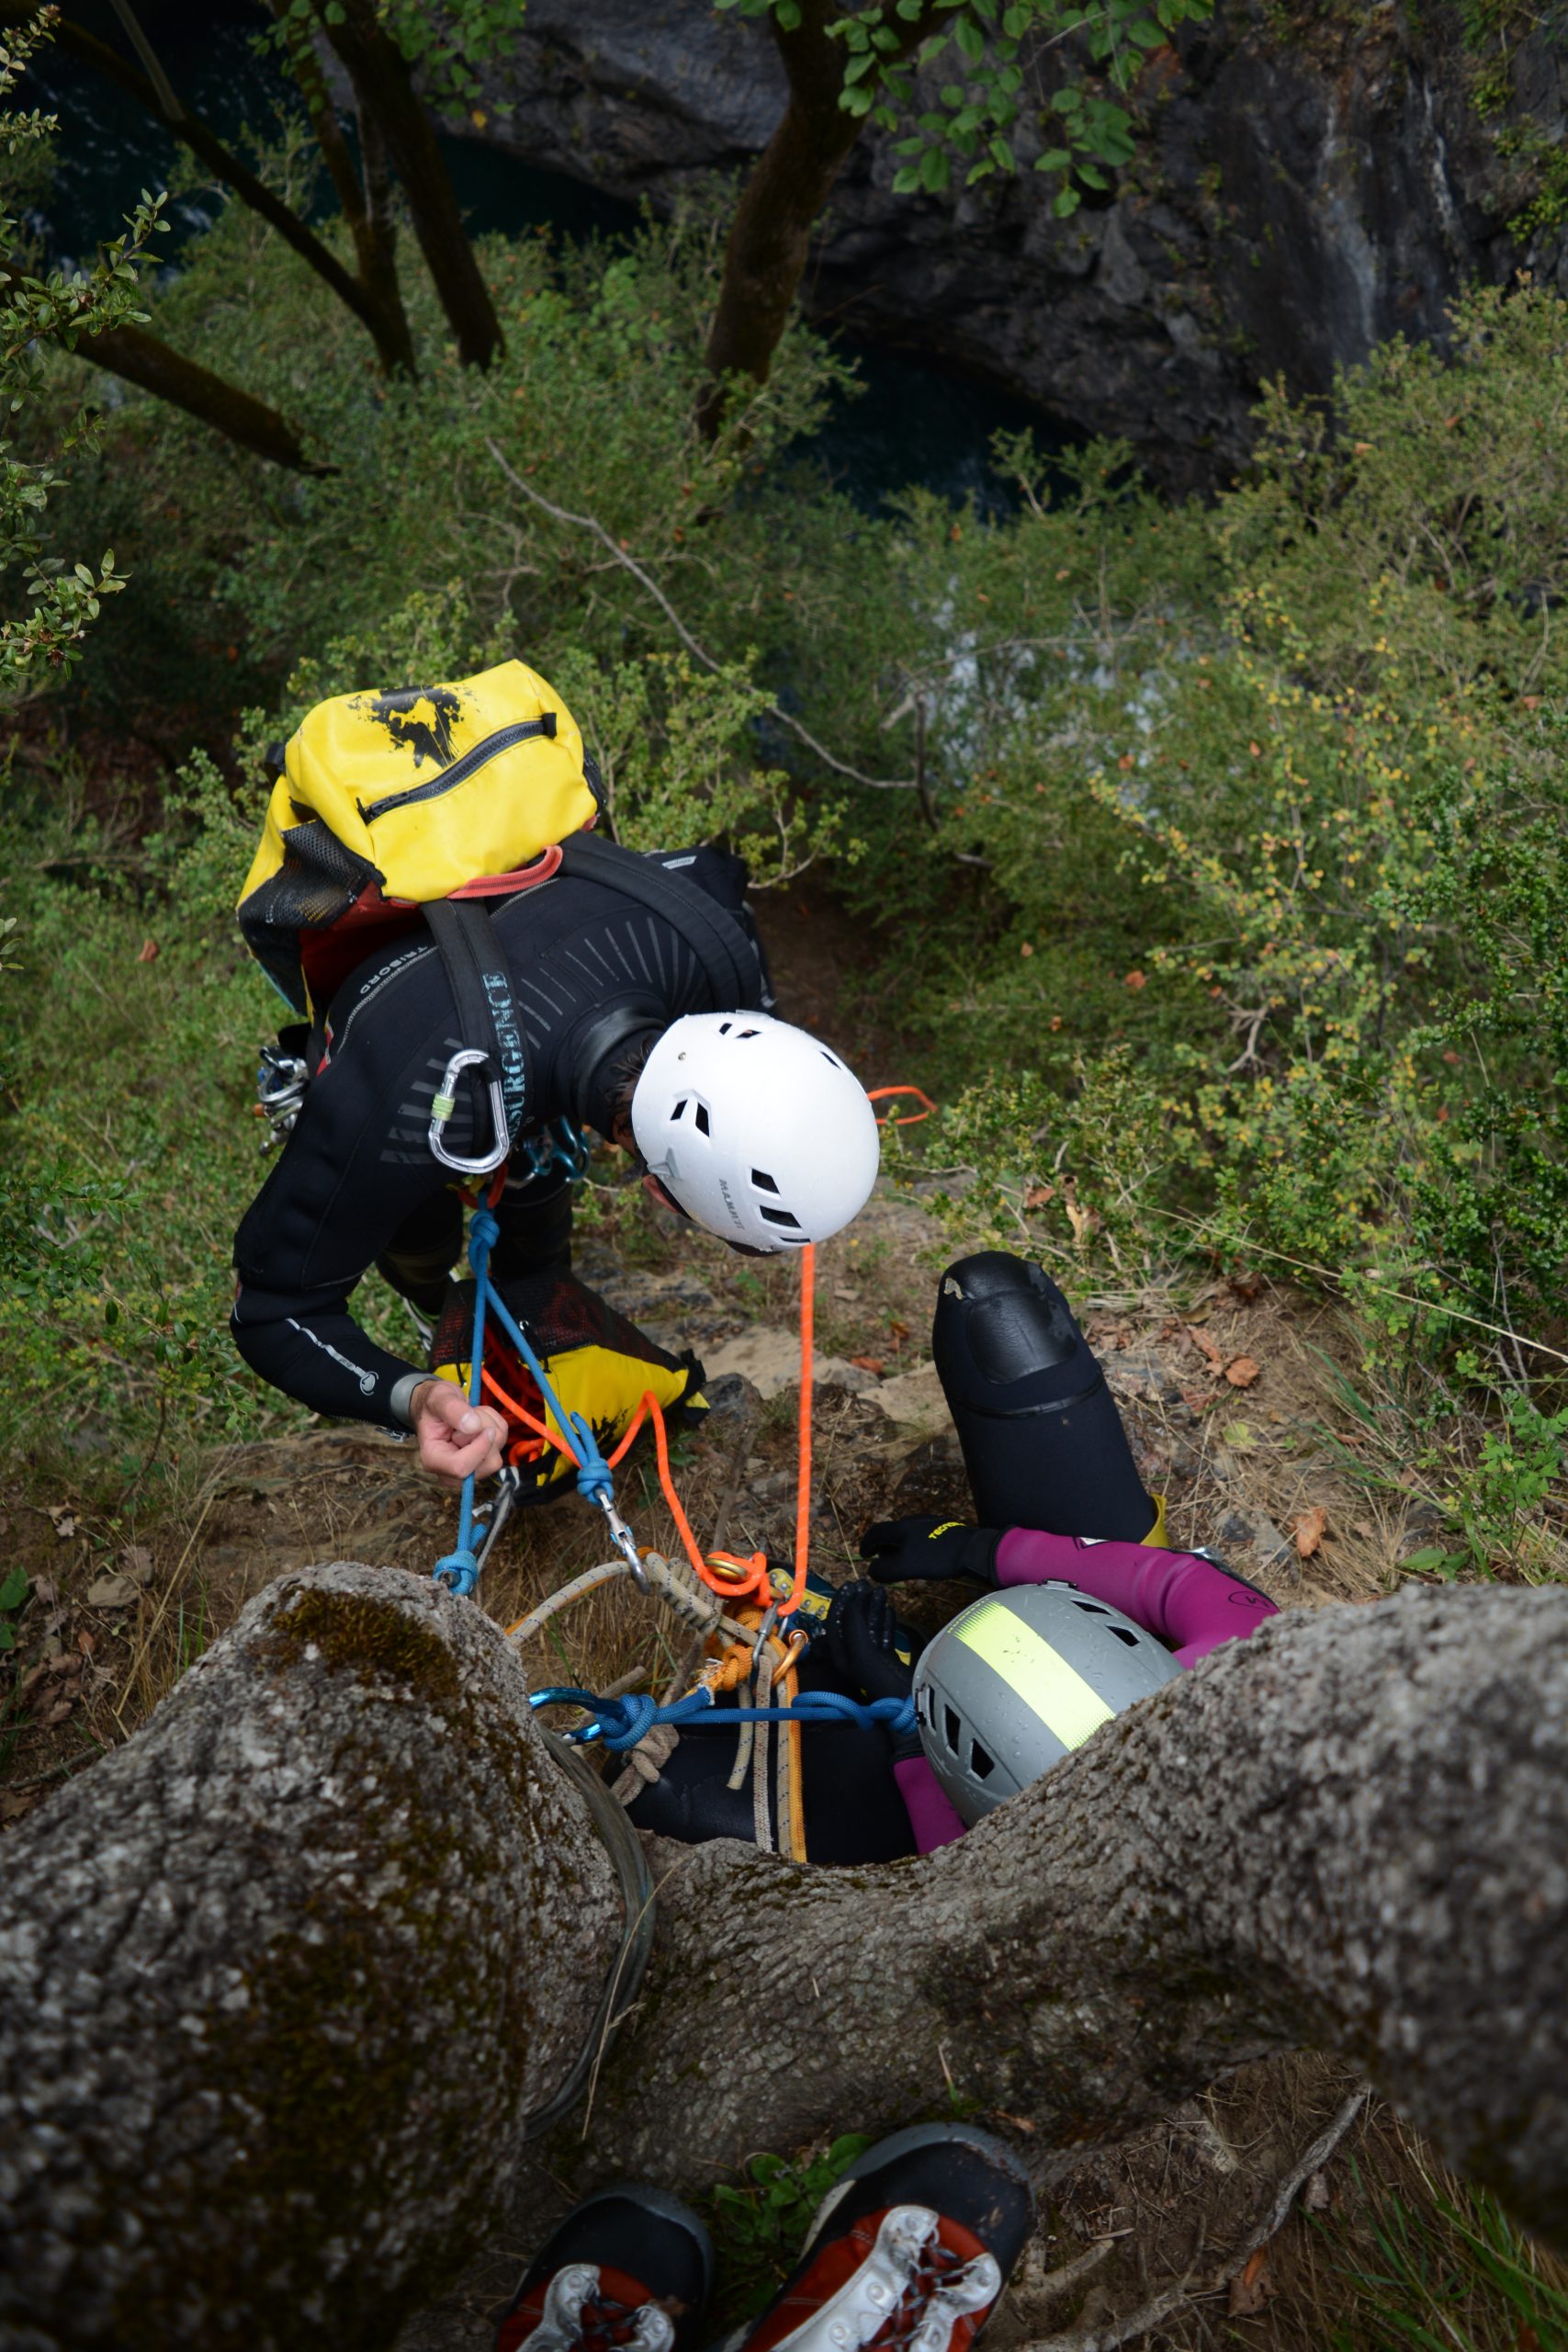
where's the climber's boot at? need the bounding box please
[733,2123,1033,2352]
[494,2185,714,2352]
[932,1252,1159,1541]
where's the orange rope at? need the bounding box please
[787,1241,814,1619]
[471,1239,819,1623]
[867,1084,936,1127]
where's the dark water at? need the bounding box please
[28,0,1055,514]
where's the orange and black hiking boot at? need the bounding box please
[735,2123,1033,2352]
[493,2184,714,2352]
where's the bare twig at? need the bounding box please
[1017,2085,1373,2352]
[1018,2275,1196,2352]
[483,439,919,794]
[1228,2083,1372,2268]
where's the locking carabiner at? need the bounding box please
[429,1048,510,1176]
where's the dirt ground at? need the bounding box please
[2,881,1557,2351]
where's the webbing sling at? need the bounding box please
[420,839,764,1174]
[423,898,531,1174]
[557,835,765,1012]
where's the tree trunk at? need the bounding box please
[84,321,330,472]
[28,10,407,371]
[269,0,417,376]
[699,0,942,429]
[5,1572,1567,2352]
[311,0,503,370]
[0,1566,621,2351]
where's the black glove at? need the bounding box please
[859,1515,1001,1587]
[825,1580,920,1762]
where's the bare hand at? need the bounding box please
[409,1380,508,1489]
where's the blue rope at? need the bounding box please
[528,1682,919,1752]
[433,1202,619,1596]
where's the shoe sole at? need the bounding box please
[804,2122,1032,2250]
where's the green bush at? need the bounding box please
[8,162,1567,1530]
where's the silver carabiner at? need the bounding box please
[597,1491,650,1595]
[428,1048,510,1175]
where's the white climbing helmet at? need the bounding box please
[629,1011,880,1250]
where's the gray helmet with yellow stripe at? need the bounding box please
[912,1582,1179,1824]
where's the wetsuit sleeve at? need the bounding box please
[231,988,484,1428]
[994,1528,1279,1668]
[892,1755,968,1853]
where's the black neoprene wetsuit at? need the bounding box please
[231,848,767,1430]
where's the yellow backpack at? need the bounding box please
[238,654,766,1177]
[238,657,601,1022]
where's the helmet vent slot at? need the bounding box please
[970,1740,996,1781]
[943,1704,962,1753]
[738,1028,760,1039]
[694,1102,711,1136]
[760,1204,801,1228]
[751,1170,780,1193]
[717,1021,733,1035]
[1109,1625,1141,1647]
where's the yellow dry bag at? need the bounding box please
[238,657,601,1019]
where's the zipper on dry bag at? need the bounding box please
[356,713,558,825]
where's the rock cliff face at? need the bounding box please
[463,0,1568,488]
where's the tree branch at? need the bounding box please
[0,1566,623,2344]
[310,0,503,370]
[484,436,918,793]
[30,9,401,365]
[84,319,332,473]
[701,0,945,424]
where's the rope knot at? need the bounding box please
[434,1548,479,1597]
[468,1206,501,1266]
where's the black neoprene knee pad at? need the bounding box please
[931,1252,1156,1540]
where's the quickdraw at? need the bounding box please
[432,1187,642,1596]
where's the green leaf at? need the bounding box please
[1052,85,1082,111]
[1128,16,1167,43]
[954,12,986,60]
[1077,162,1108,188]
[0,1622,13,1651]
[1053,185,1081,214]
[990,133,1016,169]
[1037,145,1072,169]
[891,164,924,193]
[920,142,953,190]
[0,1565,28,1611]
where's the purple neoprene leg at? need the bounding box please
[995,1528,1278,1667]
[893,1754,968,1852]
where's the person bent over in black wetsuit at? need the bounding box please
[231,847,882,1486]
